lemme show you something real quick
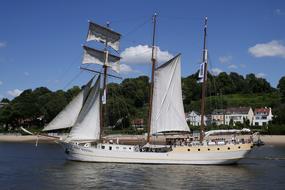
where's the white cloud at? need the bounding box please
[228,64,238,69]
[255,73,266,78]
[7,89,23,97]
[249,40,285,58]
[275,9,285,15]
[0,42,6,48]
[0,80,3,85]
[24,72,30,76]
[120,64,135,74]
[211,68,223,75]
[121,45,173,64]
[219,55,232,64]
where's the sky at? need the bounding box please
[0,0,285,99]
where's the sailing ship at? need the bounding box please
[42,15,253,164]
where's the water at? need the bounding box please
[0,143,284,190]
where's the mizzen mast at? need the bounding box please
[147,13,157,143]
[200,17,208,143]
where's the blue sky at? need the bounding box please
[0,0,285,99]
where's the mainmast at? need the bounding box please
[147,13,157,143]
[200,17,208,143]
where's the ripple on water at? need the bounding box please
[0,143,284,190]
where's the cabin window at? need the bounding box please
[238,146,241,149]
[102,146,105,149]
[198,149,200,151]
[217,148,220,150]
[129,147,132,150]
[208,148,210,151]
[188,149,190,151]
[228,147,230,150]
[109,146,112,150]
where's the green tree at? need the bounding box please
[277,76,285,103]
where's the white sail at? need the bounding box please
[82,46,120,73]
[42,78,93,131]
[68,76,101,140]
[86,21,121,51]
[150,54,190,135]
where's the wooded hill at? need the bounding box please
[1,72,285,132]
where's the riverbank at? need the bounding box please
[0,135,58,143]
[259,135,285,145]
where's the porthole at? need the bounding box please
[102,146,105,149]
[250,146,253,149]
[228,147,230,150]
[129,147,131,150]
[188,149,190,151]
[217,148,220,150]
[238,146,241,149]
[198,149,201,151]
[208,148,210,151]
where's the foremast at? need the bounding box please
[82,20,121,142]
[147,13,157,143]
[200,17,208,143]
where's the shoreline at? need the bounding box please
[0,135,57,143]
[0,134,285,146]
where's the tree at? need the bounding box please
[245,74,272,93]
[1,98,10,103]
[277,76,285,103]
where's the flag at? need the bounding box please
[197,62,206,83]
[102,88,106,104]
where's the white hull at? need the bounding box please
[60,142,253,165]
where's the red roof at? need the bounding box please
[254,108,270,115]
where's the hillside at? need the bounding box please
[189,92,281,114]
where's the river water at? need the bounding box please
[0,142,284,190]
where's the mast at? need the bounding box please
[200,17,208,143]
[99,21,110,142]
[147,13,157,143]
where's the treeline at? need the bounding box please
[0,72,285,132]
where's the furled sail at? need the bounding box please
[82,46,121,73]
[42,78,94,131]
[150,54,190,135]
[68,76,101,140]
[86,21,121,51]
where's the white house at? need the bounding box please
[211,109,225,126]
[224,107,254,126]
[186,111,207,126]
[253,107,273,126]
